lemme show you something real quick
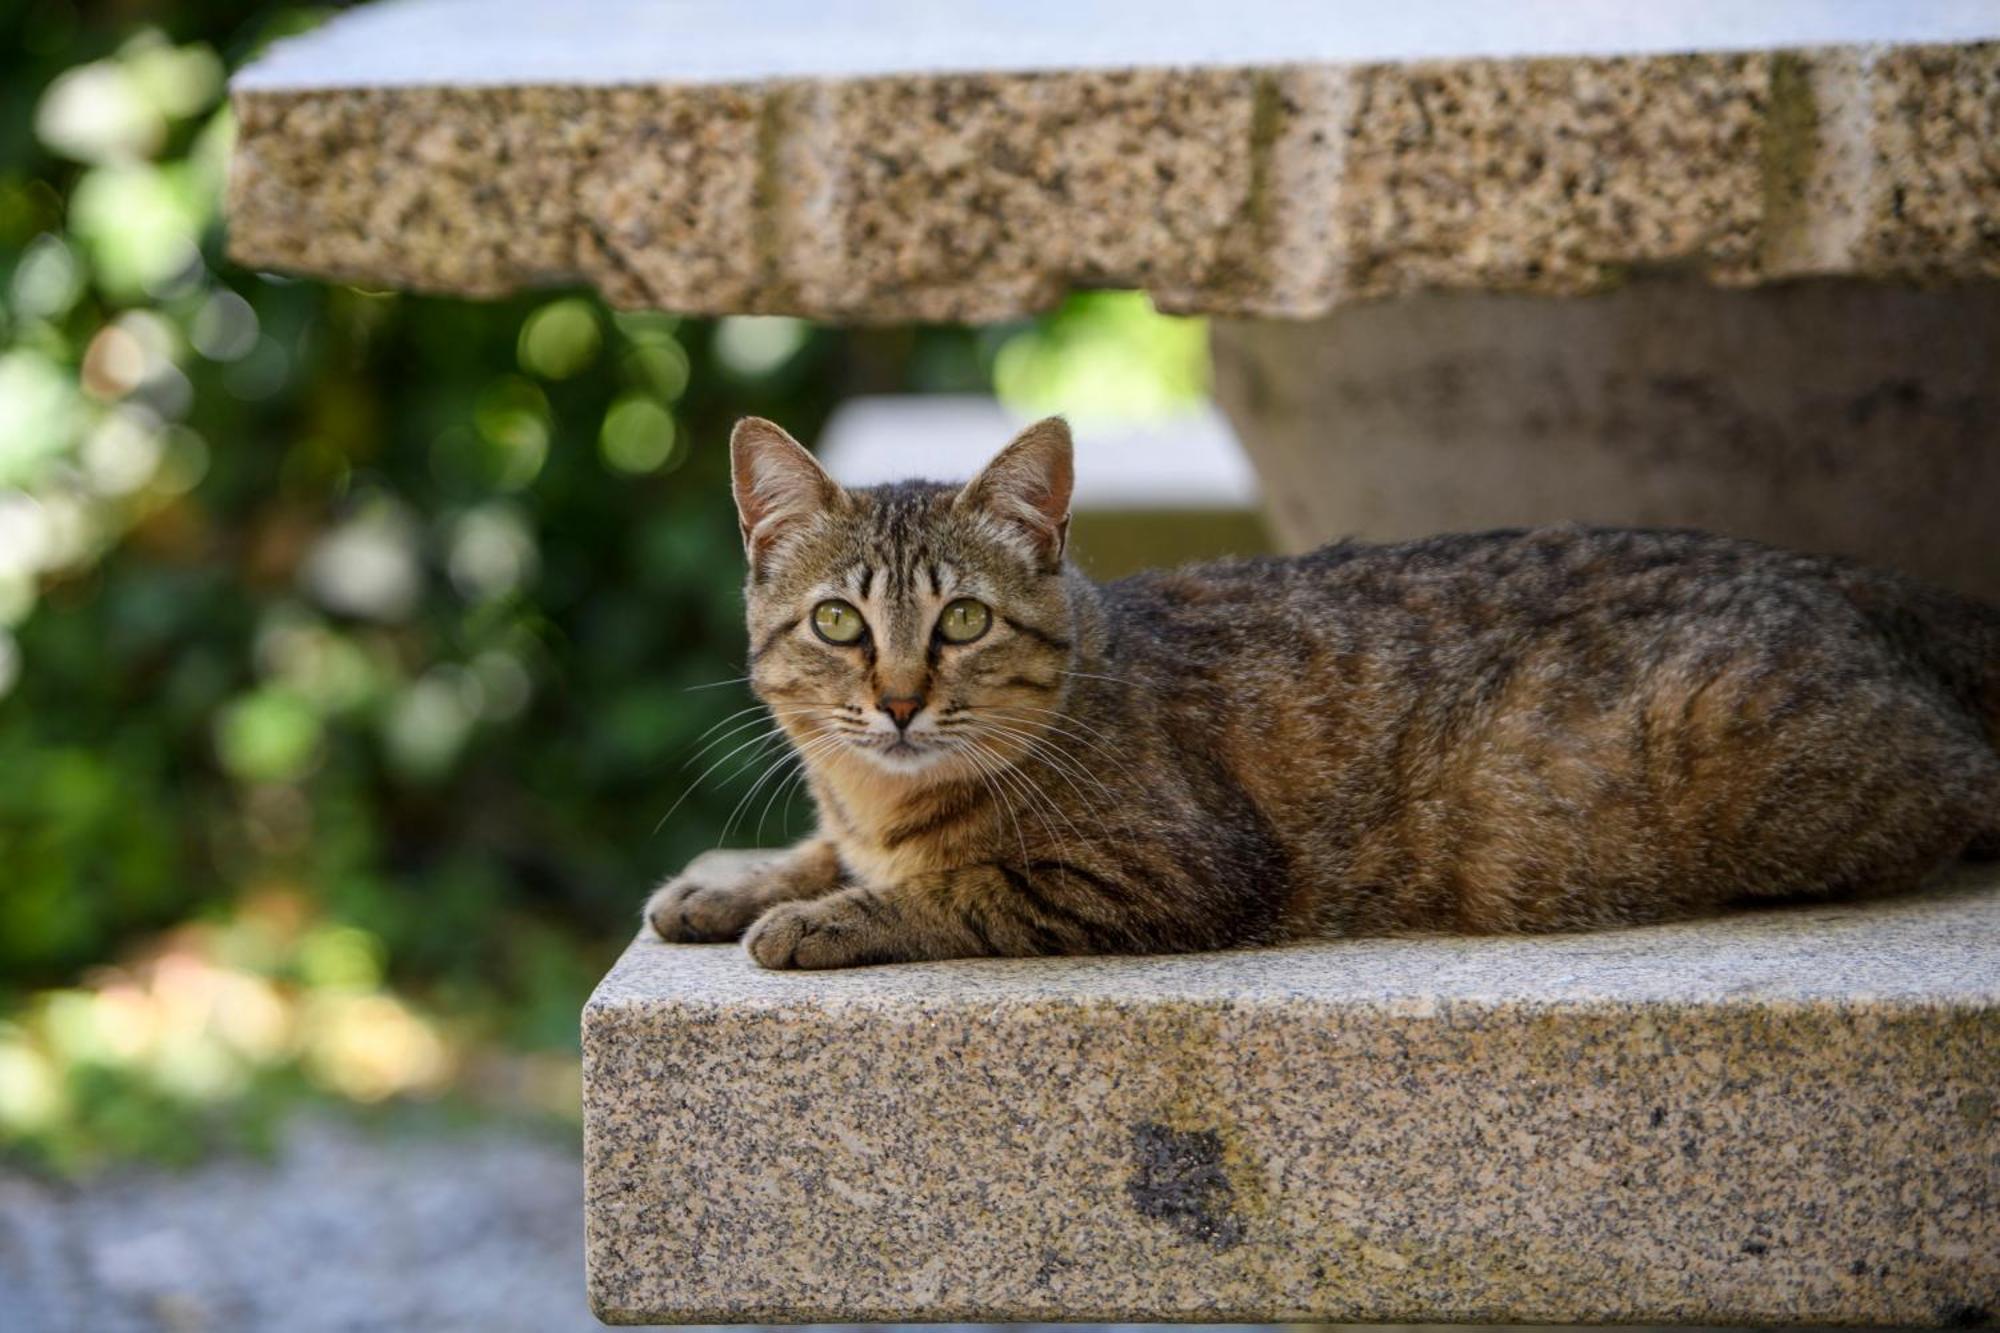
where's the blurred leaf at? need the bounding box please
[993,290,1209,421]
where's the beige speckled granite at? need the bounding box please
[582,851,1999,1325]
[226,7,2000,321]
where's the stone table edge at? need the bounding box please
[225,39,2000,321]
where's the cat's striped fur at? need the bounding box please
[647,416,2000,968]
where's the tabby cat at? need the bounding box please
[647,416,2000,969]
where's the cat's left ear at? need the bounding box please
[730,417,841,577]
[957,416,1073,571]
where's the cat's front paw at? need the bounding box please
[743,898,889,970]
[741,901,823,968]
[647,862,779,944]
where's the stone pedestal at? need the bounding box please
[1213,278,2000,600]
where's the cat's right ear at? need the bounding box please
[957,416,1074,572]
[730,417,840,577]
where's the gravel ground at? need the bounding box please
[0,1115,601,1332]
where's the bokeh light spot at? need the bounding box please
[599,395,678,474]
[9,233,84,318]
[215,688,322,785]
[298,925,385,993]
[447,503,538,601]
[301,500,423,622]
[472,378,551,491]
[190,290,259,361]
[714,315,808,378]
[517,298,601,380]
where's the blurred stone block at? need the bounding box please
[582,851,2000,1326]
[816,396,1270,577]
[1213,276,2000,601]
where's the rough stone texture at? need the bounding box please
[582,851,1999,1326]
[1212,275,2000,603]
[226,1,2000,321]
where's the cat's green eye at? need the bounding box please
[812,599,866,645]
[937,598,991,644]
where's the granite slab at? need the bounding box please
[581,851,1999,1325]
[225,1,2000,320]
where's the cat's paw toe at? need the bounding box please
[742,903,814,968]
[647,873,764,943]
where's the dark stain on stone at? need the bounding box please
[1126,1121,1244,1250]
[1942,1304,1993,1328]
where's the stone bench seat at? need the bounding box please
[582,851,1998,1326]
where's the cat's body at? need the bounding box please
[648,418,2000,968]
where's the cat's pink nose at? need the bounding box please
[878,694,924,729]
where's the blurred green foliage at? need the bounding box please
[0,1,1209,1169]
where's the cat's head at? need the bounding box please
[730,415,1075,780]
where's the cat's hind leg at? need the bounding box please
[648,837,845,943]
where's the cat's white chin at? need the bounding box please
[851,736,950,775]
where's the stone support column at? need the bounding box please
[1213,278,2000,600]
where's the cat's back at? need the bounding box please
[1098,524,1872,671]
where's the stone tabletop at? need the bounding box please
[226,1,2000,321]
[582,852,1999,1325]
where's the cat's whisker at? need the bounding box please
[720,726,842,848]
[681,674,752,692]
[978,707,1146,787]
[963,706,1145,801]
[682,705,838,768]
[971,719,1119,812]
[653,724,796,835]
[968,699,1121,742]
[973,723,1115,852]
[685,699,848,742]
[757,755,817,847]
[982,701,1130,750]
[741,751,807,849]
[754,727,853,845]
[683,702,767,746]
[958,736,1037,869]
[950,738,1031,870]
[967,730,1086,864]
[984,707,1142,775]
[1058,667,1148,689]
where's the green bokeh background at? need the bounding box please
[0,3,1209,1170]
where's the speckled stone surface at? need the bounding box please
[582,851,1999,1326]
[226,3,2000,320]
